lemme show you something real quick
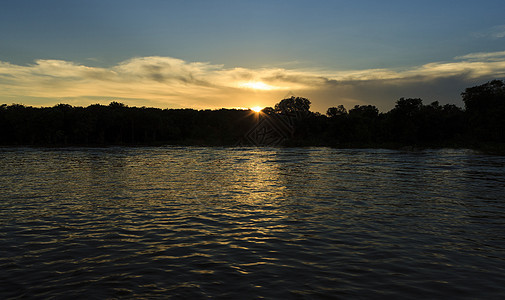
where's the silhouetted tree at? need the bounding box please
[384,98,424,144]
[326,105,347,118]
[392,98,423,116]
[261,107,275,116]
[325,105,351,146]
[346,105,381,145]
[274,96,311,114]
[462,79,505,142]
[348,105,379,119]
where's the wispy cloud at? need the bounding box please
[454,51,505,61]
[472,25,505,40]
[489,25,505,39]
[1,51,505,112]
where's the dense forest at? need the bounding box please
[1,80,504,151]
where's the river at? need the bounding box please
[1,147,505,298]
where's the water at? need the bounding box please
[1,147,505,299]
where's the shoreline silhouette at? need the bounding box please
[1,80,504,153]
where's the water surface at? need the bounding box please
[1,147,505,298]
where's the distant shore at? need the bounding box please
[1,80,504,153]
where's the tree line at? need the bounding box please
[0,80,504,150]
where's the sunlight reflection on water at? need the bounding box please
[1,147,505,298]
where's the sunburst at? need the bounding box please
[251,106,263,112]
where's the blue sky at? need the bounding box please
[1,0,505,112]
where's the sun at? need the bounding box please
[251,106,263,113]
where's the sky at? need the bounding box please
[1,0,505,113]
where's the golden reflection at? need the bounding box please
[217,150,290,235]
[237,151,283,202]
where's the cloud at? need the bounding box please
[454,51,505,61]
[473,25,505,39]
[1,51,505,112]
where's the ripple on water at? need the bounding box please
[1,147,505,298]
